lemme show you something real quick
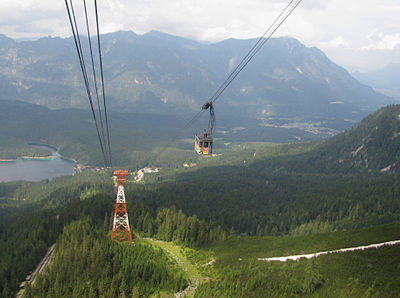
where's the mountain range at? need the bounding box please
[353,63,400,100]
[2,29,400,296]
[0,30,394,136]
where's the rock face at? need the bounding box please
[0,30,392,132]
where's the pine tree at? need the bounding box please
[104,212,109,231]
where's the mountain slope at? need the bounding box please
[281,104,400,173]
[0,34,15,47]
[322,104,400,171]
[353,63,400,90]
[121,104,400,236]
[0,30,392,133]
[353,63,400,100]
[0,99,322,165]
[0,99,186,166]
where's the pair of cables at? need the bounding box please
[176,0,303,139]
[65,0,112,167]
[65,0,303,161]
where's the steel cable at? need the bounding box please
[169,0,303,146]
[82,0,110,166]
[65,0,109,166]
[94,0,113,167]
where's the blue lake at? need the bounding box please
[0,144,75,182]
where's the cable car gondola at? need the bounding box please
[195,131,213,155]
[195,101,215,155]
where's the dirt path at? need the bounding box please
[258,239,400,262]
[16,244,56,297]
[140,237,207,297]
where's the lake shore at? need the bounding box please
[0,156,52,162]
[0,144,76,182]
[0,143,77,163]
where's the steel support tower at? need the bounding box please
[111,170,133,242]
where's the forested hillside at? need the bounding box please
[266,104,400,173]
[120,105,400,236]
[25,218,188,297]
[2,169,399,297]
[196,224,400,297]
[0,99,320,165]
[0,173,112,296]
[2,1,400,296]
[129,158,400,236]
[2,104,400,296]
[0,172,225,296]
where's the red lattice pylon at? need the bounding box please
[111,170,133,242]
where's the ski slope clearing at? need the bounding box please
[258,239,400,262]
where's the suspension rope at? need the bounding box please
[167,0,303,145]
[210,0,302,105]
[83,0,110,164]
[82,0,110,166]
[94,0,112,167]
[65,0,110,166]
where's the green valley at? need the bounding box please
[1,3,400,297]
[1,104,400,296]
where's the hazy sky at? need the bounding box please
[0,0,399,72]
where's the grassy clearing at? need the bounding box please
[137,238,214,297]
[207,223,400,266]
[132,223,400,296]
[195,223,400,297]
[138,239,205,284]
[197,244,400,297]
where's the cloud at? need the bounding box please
[316,36,349,49]
[92,0,292,42]
[298,0,327,10]
[362,29,400,51]
[0,0,400,71]
[0,0,67,37]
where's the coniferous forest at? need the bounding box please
[1,105,400,297]
[1,4,400,295]
[25,218,188,297]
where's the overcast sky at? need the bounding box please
[0,0,399,72]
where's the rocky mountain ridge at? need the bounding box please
[0,30,393,133]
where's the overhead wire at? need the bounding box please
[94,0,112,167]
[82,0,110,166]
[210,0,302,105]
[65,0,112,167]
[166,0,303,147]
[65,0,302,162]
